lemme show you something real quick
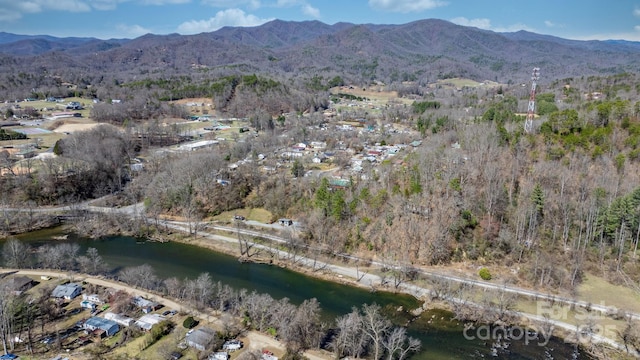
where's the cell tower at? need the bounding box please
[524,67,540,133]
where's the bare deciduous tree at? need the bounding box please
[1,238,30,268]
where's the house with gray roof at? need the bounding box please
[83,317,119,337]
[51,283,82,300]
[0,275,34,295]
[186,327,216,351]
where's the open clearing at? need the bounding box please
[53,123,100,133]
[578,274,640,314]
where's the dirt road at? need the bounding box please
[7,269,330,360]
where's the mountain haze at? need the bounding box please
[1,18,640,91]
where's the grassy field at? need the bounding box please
[211,208,274,224]
[434,78,501,88]
[578,274,640,313]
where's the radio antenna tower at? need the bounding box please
[524,67,540,133]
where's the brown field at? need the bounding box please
[172,97,217,117]
[578,274,640,314]
[330,86,409,103]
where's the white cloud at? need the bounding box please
[301,3,319,18]
[0,8,21,21]
[19,0,92,12]
[368,0,446,13]
[450,16,491,30]
[0,0,94,21]
[544,20,564,28]
[634,8,640,17]
[177,8,273,34]
[276,0,299,5]
[0,0,194,21]
[202,0,261,8]
[90,0,129,11]
[451,17,536,33]
[141,0,190,4]
[116,23,152,37]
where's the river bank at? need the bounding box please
[7,219,633,359]
[143,221,636,359]
[2,268,332,360]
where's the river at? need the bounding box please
[8,228,590,359]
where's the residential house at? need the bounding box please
[80,300,97,311]
[51,283,82,300]
[83,317,119,337]
[104,312,135,327]
[132,296,159,313]
[209,352,229,360]
[135,314,166,331]
[0,276,34,295]
[82,294,103,304]
[186,327,216,351]
[222,340,243,351]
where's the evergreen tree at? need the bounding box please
[531,184,545,220]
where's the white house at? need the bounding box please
[80,300,97,310]
[104,312,135,327]
[82,294,103,304]
[135,313,166,331]
[209,352,229,360]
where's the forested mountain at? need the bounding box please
[1,19,640,95]
[3,19,640,301]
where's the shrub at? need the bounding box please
[479,268,492,281]
[183,316,198,329]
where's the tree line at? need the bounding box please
[0,239,421,359]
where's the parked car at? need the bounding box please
[233,215,246,221]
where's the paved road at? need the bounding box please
[4,202,640,353]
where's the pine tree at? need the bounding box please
[531,184,545,220]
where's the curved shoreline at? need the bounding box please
[4,213,635,358]
[153,221,634,356]
[2,268,332,360]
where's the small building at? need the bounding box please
[0,276,34,295]
[177,140,219,151]
[82,294,103,304]
[51,283,82,300]
[104,312,135,327]
[209,352,229,360]
[222,340,243,351]
[132,296,159,313]
[80,300,97,311]
[186,327,216,351]
[135,313,166,331]
[83,317,119,337]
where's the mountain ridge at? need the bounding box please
[1,19,640,86]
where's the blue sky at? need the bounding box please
[1,0,640,41]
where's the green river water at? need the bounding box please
[8,228,590,359]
